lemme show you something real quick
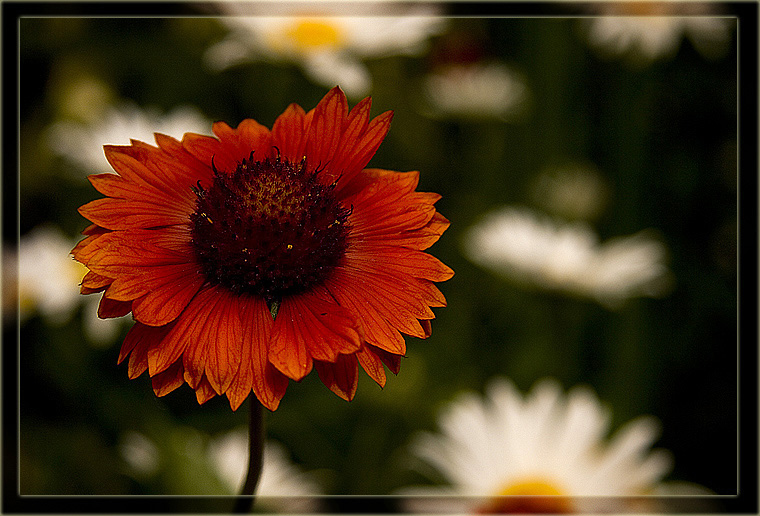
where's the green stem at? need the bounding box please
[233,398,265,514]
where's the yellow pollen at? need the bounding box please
[287,244,293,250]
[283,19,344,51]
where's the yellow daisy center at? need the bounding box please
[477,478,575,514]
[283,19,344,51]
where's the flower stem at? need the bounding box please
[233,397,265,514]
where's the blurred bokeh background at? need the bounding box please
[12,2,743,512]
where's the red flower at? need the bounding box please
[73,87,453,411]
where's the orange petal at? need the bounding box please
[236,119,273,158]
[103,146,159,187]
[154,133,214,185]
[178,286,244,392]
[420,319,432,339]
[367,343,402,375]
[344,171,446,247]
[88,172,196,217]
[195,375,218,404]
[268,308,312,381]
[339,167,419,200]
[270,289,362,380]
[81,271,112,294]
[103,145,199,212]
[85,228,202,323]
[333,110,394,192]
[356,345,386,387]
[333,262,434,336]
[271,103,310,163]
[98,293,132,319]
[304,86,349,173]
[152,360,185,397]
[126,139,210,194]
[324,273,406,355]
[227,296,288,411]
[342,254,448,309]
[81,223,109,236]
[119,322,175,380]
[181,132,239,175]
[72,229,111,265]
[348,246,454,283]
[314,354,359,401]
[319,95,371,185]
[146,286,217,377]
[203,290,244,395]
[130,267,205,326]
[78,197,191,230]
[122,324,159,379]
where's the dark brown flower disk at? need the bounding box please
[190,153,351,301]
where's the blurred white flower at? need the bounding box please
[585,4,733,65]
[46,102,211,176]
[14,225,127,343]
[421,62,530,121]
[204,3,446,98]
[119,431,160,478]
[463,206,672,308]
[51,74,115,124]
[529,164,610,221]
[401,377,706,514]
[209,427,325,512]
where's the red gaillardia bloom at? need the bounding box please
[73,87,453,411]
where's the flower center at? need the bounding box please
[282,18,344,52]
[476,478,574,514]
[190,153,351,301]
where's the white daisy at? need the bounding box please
[401,377,701,514]
[13,225,127,343]
[208,427,325,513]
[463,206,672,309]
[204,3,446,98]
[421,62,530,121]
[585,3,733,65]
[118,431,161,479]
[46,102,211,176]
